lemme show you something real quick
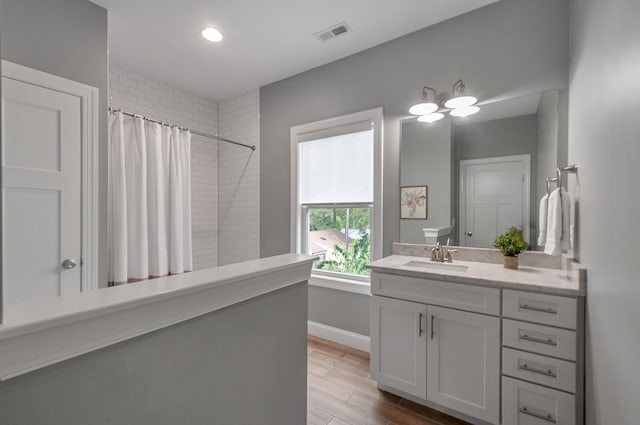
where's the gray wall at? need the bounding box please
[260,0,569,259]
[400,118,452,244]
[0,0,3,322]
[0,283,308,425]
[535,91,562,249]
[557,90,569,178]
[1,0,109,286]
[261,0,569,336]
[454,115,538,161]
[309,285,370,336]
[536,90,560,202]
[569,0,640,423]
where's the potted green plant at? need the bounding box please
[493,227,527,270]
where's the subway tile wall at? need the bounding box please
[217,89,261,265]
[109,63,220,270]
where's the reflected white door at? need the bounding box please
[460,155,530,248]
[2,75,82,305]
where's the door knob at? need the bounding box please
[466,231,473,237]
[62,258,77,270]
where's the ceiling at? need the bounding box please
[91,0,499,101]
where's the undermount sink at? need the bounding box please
[403,261,469,272]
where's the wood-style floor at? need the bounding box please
[307,336,471,425]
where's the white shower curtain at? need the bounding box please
[108,111,192,285]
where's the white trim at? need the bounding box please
[459,154,531,245]
[0,254,314,381]
[309,273,371,296]
[1,60,100,292]
[308,320,370,353]
[290,107,384,260]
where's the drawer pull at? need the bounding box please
[519,363,557,378]
[520,334,558,346]
[520,304,558,314]
[520,406,557,423]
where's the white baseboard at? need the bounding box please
[308,320,370,353]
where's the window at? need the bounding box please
[291,108,383,287]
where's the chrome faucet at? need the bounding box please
[431,239,459,263]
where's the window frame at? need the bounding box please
[290,108,383,291]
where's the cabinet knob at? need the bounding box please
[466,231,473,237]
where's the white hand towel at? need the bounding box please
[544,187,571,255]
[537,194,549,246]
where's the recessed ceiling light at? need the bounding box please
[202,27,223,43]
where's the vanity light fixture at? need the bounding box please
[202,27,223,42]
[409,86,439,116]
[409,79,480,122]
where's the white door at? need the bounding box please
[2,75,82,305]
[460,154,530,248]
[370,296,427,399]
[426,305,500,424]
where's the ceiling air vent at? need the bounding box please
[314,22,352,42]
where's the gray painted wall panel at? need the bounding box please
[261,0,569,337]
[569,0,640,423]
[400,118,452,244]
[1,0,109,286]
[454,115,537,161]
[0,283,308,425]
[309,285,370,336]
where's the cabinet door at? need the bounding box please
[427,306,500,424]
[371,296,427,399]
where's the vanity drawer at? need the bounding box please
[371,272,500,315]
[503,348,576,393]
[502,376,575,425]
[504,290,577,329]
[503,319,577,361]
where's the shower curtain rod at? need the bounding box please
[108,107,256,151]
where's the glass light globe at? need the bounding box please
[450,106,480,117]
[444,95,478,109]
[417,112,445,123]
[409,102,438,116]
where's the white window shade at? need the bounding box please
[299,129,374,204]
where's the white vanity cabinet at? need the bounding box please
[369,270,584,425]
[370,272,501,424]
[370,296,427,398]
[426,305,500,424]
[501,289,583,425]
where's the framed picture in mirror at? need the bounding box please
[400,185,428,219]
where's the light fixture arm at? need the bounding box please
[418,86,437,102]
[409,79,479,119]
[451,79,465,96]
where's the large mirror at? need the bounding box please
[400,90,569,249]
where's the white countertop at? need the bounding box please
[368,255,585,296]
